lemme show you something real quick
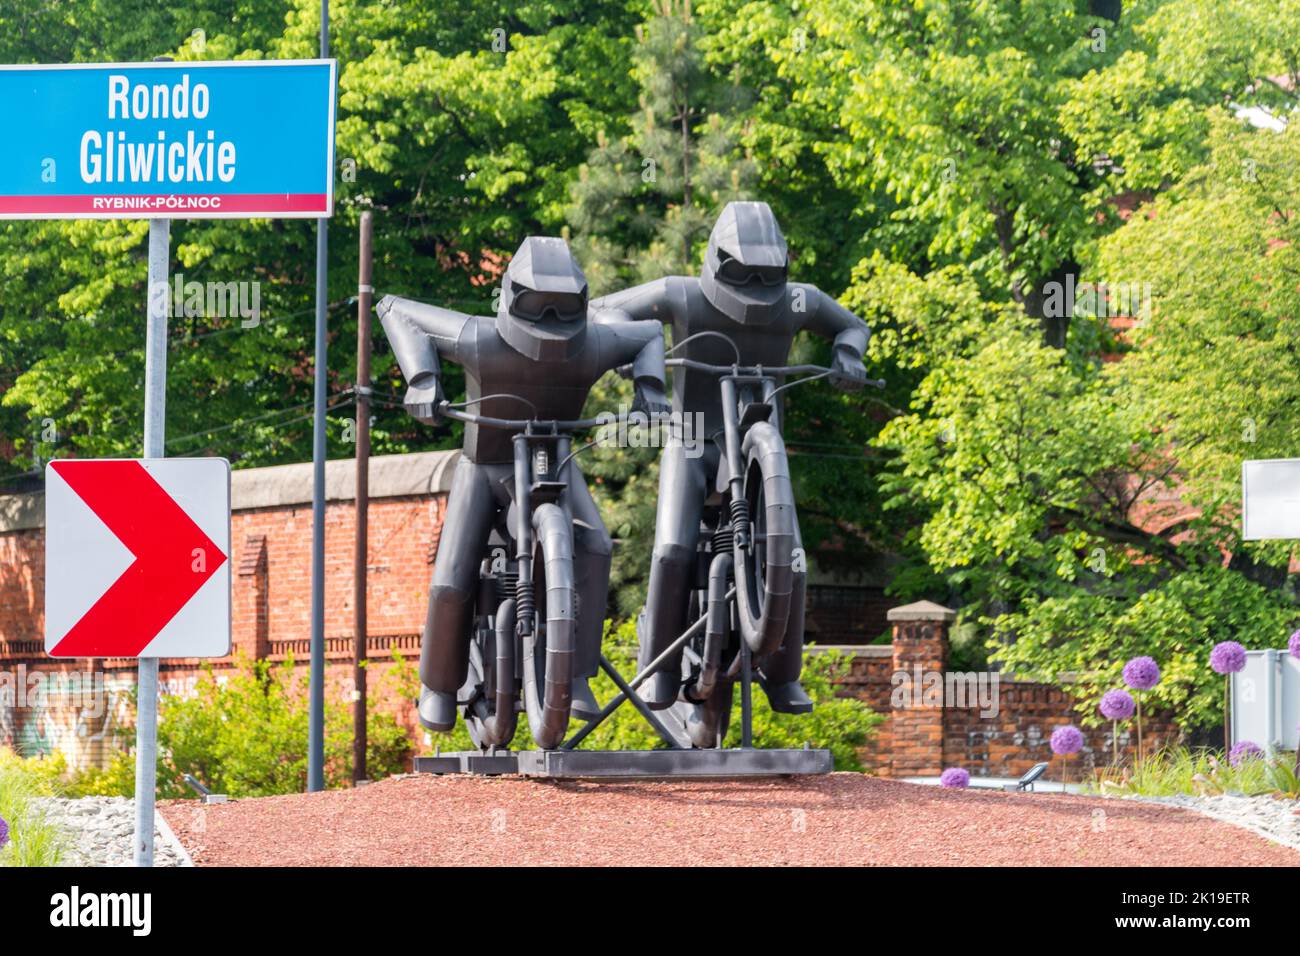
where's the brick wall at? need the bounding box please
[825,600,1181,781]
[228,494,442,660]
[1,454,1179,780]
[0,526,43,649]
[0,452,457,769]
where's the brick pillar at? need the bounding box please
[233,534,270,659]
[887,600,956,777]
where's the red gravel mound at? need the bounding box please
[160,772,1299,867]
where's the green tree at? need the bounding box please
[1096,110,1300,531]
[566,0,756,292]
[0,0,642,489]
[868,108,1300,729]
[566,0,760,613]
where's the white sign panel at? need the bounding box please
[1242,459,1300,540]
[1232,650,1300,752]
[45,458,231,658]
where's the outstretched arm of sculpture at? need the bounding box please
[600,317,671,417]
[376,295,474,423]
[799,286,871,391]
[589,277,675,327]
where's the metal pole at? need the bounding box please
[352,211,373,783]
[134,215,170,866]
[307,0,330,793]
[740,638,753,748]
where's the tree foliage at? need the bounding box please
[3,0,1300,733]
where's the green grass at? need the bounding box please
[1087,746,1300,799]
[0,748,72,867]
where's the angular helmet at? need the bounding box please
[496,236,589,361]
[699,201,789,325]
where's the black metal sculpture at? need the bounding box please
[378,236,667,744]
[590,201,872,727]
[382,207,872,775]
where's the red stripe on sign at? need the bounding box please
[0,194,329,215]
[49,460,227,658]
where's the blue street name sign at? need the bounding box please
[0,59,336,219]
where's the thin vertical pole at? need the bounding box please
[740,639,753,749]
[307,0,331,792]
[134,216,170,866]
[1136,695,1143,765]
[352,211,373,783]
[1223,675,1231,755]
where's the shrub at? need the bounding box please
[150,652,413,798]
[64,751,137,798]
[41,651,414,799]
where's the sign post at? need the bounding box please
[308,0,331,794]
[1239,459,1300,757]
[45,457,232,861]
[135,214,169,866]
[5,56,337,864]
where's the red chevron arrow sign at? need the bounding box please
[44,458,231,658]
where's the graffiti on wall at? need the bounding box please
[0,665,133,770]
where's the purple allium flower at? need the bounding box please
[1228,740,1264,767]
[1050,724,1085,755]
[1289,629,1300,660]
[939,767,970,788]
[1099,688,1136,721]
[1122,656,1161,690]
[1210,641,1247,675]
[0,813,8,850]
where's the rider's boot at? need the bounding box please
[571,678,600,721]
[758,553,811,714]
[757,675,813,714]
[636,607,682,709]
[681,692,727,748]
[418,684,458,732]
[419,575,475,728]
[571,519,612,723]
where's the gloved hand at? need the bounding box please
[632,380,671,419]
[830,349,869,392]
[403,378,443,424]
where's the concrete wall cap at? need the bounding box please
[231,450,460,510]
[807,644,893,657]
[0,491,43,532]
[887,600,957,623]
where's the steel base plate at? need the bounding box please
[414,748,832,778]
[517,747,832,778]
[413,752,520,775]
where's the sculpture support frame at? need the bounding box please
[413,621,834,779]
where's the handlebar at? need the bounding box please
[432,333,883,432]
[436,402,608,432]
[665,358,836,376]
[651,329,884,387]
[624,357,884,389]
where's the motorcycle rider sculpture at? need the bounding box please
[379,236,669,732]
[591,201,870,714]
